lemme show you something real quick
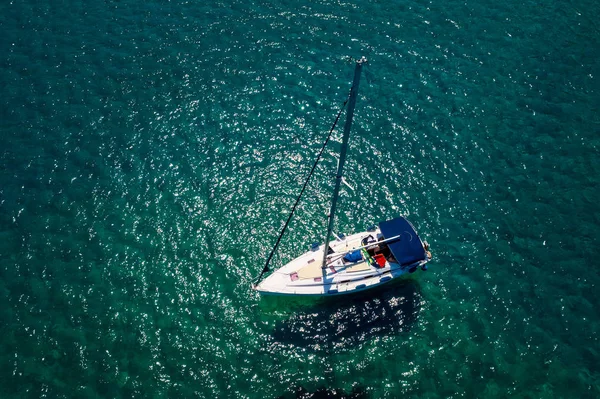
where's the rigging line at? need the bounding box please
[253,95,351,285]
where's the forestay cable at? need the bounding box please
[253,95,351,285]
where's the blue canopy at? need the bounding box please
[343,250,362,263]
[378,217,426,266]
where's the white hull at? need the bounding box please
[254,227,429,296]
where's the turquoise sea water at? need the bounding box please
[1,0,599,397]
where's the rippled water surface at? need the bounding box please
[1,0,599,397]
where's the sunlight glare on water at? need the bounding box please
[0,0,599,397]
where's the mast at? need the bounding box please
[321,56,367,268]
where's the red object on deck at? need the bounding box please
[373,254,386,268]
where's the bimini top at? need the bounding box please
[378,217,426,266]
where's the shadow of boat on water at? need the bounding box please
[265,278,422,352]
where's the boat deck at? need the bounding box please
[255,227,427,296]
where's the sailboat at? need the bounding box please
[253,57,431,296]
